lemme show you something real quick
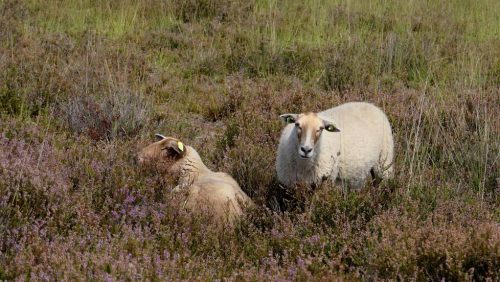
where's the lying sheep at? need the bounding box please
[276,102,394,189]
[138,134,254,223]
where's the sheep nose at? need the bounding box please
[135,155,144,165]
[300,146,312,154]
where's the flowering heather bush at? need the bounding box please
[62,89,152,140]
[1,0,499,280]
[0,123,71,229]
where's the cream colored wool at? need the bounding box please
[138,136,254,223]
[277,102,394,189]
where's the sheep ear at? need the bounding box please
[155,134,167,141]
[280,114,298,124]
[163,139,187,157]
[323,120,340,132]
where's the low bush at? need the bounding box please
[61,89,152,140]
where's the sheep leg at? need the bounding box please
[370,168,382,187]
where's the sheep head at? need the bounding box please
[137,134,187,174]
[280,112,340,159]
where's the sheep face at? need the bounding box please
[137,134,187,174]
[280,113,340,159]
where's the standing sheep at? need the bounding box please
[276,102,394,189]
[138,134,254,223]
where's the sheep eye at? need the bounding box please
[162,147,176,156]
[295,123,301,129]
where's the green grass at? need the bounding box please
[0,0,499,280]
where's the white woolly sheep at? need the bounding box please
[276,102,394,189]
[138,134,254,223]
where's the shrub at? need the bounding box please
[62,89,151,140]
[0,124,73,233]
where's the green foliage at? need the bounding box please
[0,0,499,280]
[0,84,23,116]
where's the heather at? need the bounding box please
[0,0,499,280]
